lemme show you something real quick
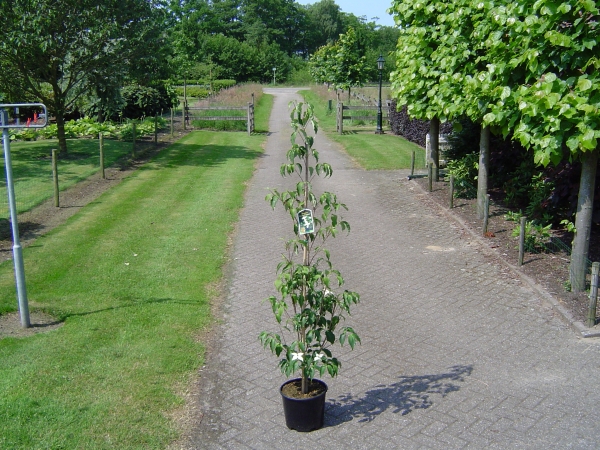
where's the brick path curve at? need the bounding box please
[186,88,600,449]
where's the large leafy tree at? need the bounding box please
[302,0,345,55]
[389,0,456,181]
[242,0,305,55]
[481,0,600,291]
[309,27,369,100]
[0,0,168,155]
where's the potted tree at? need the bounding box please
[259,101,361,432]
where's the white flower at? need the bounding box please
[291,352,304,361]
[314,352,325,361]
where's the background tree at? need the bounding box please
[0,0,169,155]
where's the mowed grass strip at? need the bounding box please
[0,130,264,449]
[299,90,426,170]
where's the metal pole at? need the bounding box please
[376,68,383,134]
[1,111,30,328]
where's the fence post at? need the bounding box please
[328,99,332,111]
[338,103,343,135]
[449,175,454,209]
[250,95,255,132]
[587,262,599,327]
[170,108,174,137]
[99,133,105,179]
[154,114,158,145]
[247,102,251,136]
[428,164,433,192]
[410,150,415,178]
[518,216,527,266]
[52,149,59,207]
[182,100,187,131]
[482,194,490,234]
[132,122,136,158]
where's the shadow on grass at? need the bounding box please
[325,365,473,426]
[58,297,199,320]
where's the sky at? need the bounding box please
[297,0,396,28]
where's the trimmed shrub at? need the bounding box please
[388,100,452,147]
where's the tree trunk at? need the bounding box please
[50,84,68,156]
[55,113,68,156]
[477,125,490,219]
[429,118,440,182]
[570,149,599,292]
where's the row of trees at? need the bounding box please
[389,0,599,291]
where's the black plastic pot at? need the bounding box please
[280,378,328,432]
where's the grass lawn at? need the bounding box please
[299,90,426,170]
[0,139,138,216]
[0,130,265,449]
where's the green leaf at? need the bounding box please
[577,77,593,92]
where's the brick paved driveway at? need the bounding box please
[184,88,600,449]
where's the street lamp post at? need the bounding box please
[273,67,276,85]
[375,55,385,134]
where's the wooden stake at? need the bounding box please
[99,133,105,179]
[449,175,454,209]
[587,262,599,327]
[518,216,527,266]
[52,149,59,207]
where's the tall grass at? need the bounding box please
[0,130,265,449]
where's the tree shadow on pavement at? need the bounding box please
[325,365,473,426]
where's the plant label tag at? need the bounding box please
[297,209,314,235]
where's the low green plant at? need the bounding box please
[259,102,360,395]
[446,153,478,198]
[512,219,552,252]
[560,219,576,233]
[10,117,165,142]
